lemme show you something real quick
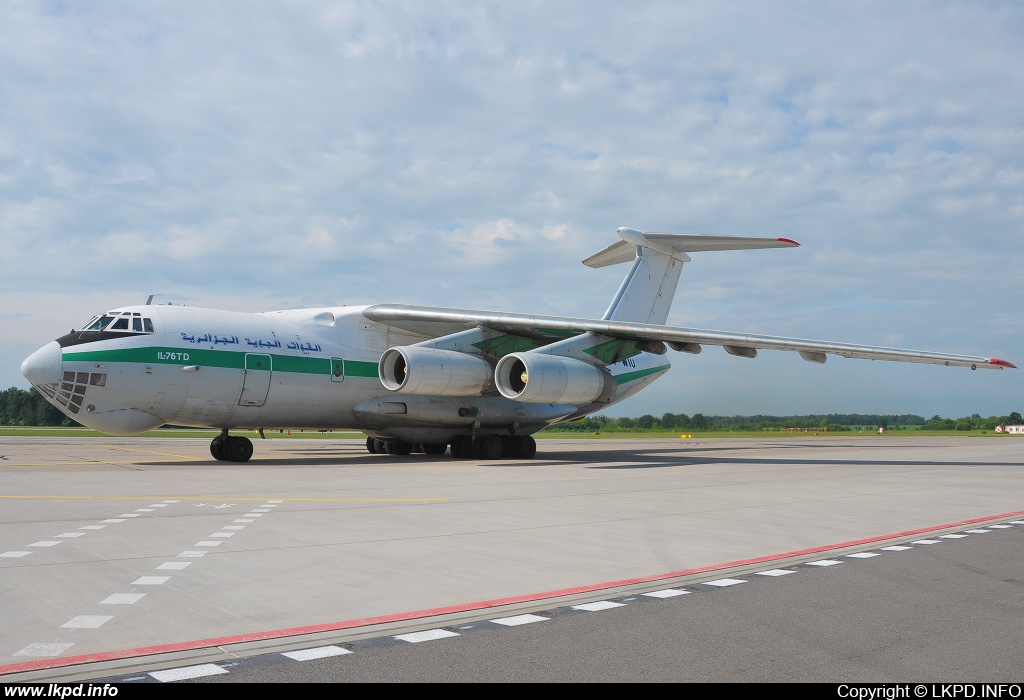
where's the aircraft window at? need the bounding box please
[133,317,143,332]
[89,373,106,386]
[144,318,154,333]
[110,317,130,330]
[83,315,116,331]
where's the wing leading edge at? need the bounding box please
[362,304,1015,370]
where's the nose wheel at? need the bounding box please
[210,432,253,462]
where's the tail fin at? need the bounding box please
[585,227,799,325]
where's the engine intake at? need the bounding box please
[379,347,494,396]
[494,353,611,404]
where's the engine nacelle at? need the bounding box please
[379,347,494,396]
[494,352,611,404]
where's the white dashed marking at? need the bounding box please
[881,545,912,551]
[705,578,747,587]
[29,541,61,547]
[965,529,991,534]
[756,569,795,576]
[394,629,460,643]
[101,593,146,605]
[179,551,207,557]
[988,524,1012,529]
[806,559,842,567]
[940,534,968,539]
[79,525,105,530]
[61,615,113,629]
[643,588,691,597]
[282,646,352,661]
[912,539,941,544]
[2,551,31,557]
[133,576,171,585]
[572,600,625,611]
[100,519,125,524]
[846,552,881,559]
[149,664,228,682]
[157,561,192,570]
[210,532,234,538]
[149,504,169,508]
[14,643,75,657]
[491,614,550,626]
[135,508,155,512]
[117,514,141,518]
[234,519,255,523]
[56,532,86,538]
[195,541,223,547]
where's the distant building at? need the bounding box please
[995,425,1024,434]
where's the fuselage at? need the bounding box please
[20,303,671,443]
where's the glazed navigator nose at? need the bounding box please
[20,341,62,387]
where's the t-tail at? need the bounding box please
[584,227,800,325]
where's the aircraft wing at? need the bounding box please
[362,304,1015,370]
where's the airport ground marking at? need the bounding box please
[98,444,205,460]
[0,495,447,503]
[4,508,1024,677]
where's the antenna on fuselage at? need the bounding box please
[145,295,154,305]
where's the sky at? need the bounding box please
[1,1,1021,419]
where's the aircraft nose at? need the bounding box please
[21,341,62,387]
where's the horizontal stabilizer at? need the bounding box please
[583,230,799,268]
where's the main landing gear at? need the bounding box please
[365,434,537,460]
[210,429,253,463]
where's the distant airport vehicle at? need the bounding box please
[20,228,1015,462]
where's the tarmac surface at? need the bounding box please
[1,434,1022,682]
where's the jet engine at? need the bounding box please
[379,346,494,396]
[494,352,612,404]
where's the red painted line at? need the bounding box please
[4,508,1024,676]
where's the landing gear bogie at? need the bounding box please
[210,433,253,463]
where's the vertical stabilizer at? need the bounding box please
[582,227,799,326]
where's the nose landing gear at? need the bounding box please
[210,430,254,463]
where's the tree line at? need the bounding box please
[544,411,1024,433]
[0,387,78,426]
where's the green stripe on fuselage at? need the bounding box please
[62,346,380,378]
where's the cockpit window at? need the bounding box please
[83,315,116,331]
[78,312,155,334]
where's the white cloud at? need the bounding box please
[1,1,1021,416]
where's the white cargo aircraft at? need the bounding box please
[20,228,1015,462]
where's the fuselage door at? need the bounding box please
[239,354,272,407]
[330,357,345,383]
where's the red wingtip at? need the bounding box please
[777,237,800,246]
[989,358,1017,369]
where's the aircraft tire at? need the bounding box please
[226,436,253,463]
[478,435,504,460]
[513,435,537,459]
[366,437,379,454]
[384,440,413,456]
[423,443,448,455]
[210,436,226,461]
